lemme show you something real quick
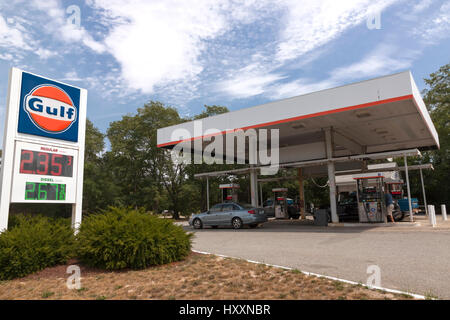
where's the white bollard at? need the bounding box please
[441,205,447,221]
[428,205,436,227]
[432,206,437,226]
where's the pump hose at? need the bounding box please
[311,178,329,188]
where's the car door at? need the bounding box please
[205,204,223,226]
[218,203,235,225]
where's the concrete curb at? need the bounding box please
[192,249,427,300]
[328,222,421,227]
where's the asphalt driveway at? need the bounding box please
[187,218,450,299]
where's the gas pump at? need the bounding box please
[219,184,239,202]
[386,182,403,201]
[272,188,288,219]
[354,176,386,223]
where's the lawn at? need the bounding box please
[0,252,414,300]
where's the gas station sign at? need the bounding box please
[0,68,87,232]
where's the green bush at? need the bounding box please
[76,207,192,270]
[0,215,75,280]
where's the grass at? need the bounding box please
[424,290,439,300]
[41,291,54,298]
[0,252,416,300]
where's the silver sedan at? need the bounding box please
[189,202,267,229]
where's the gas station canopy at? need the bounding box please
[157,71,439,162]
[157,71,439,222]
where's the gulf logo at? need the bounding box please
[24,85,77,133]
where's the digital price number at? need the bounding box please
[20,150,73,177]
[25,182,66,201]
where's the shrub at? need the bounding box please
[76,207,192,270]
[0,215,75,280]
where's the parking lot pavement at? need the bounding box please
[187,218,450,299]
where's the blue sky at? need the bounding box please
[0,0,449,139]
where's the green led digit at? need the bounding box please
[50,184,59,201]
[38,183,47,200]
[59,184,66,201]
[25,182,36,200]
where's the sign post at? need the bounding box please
[0,68,87,233]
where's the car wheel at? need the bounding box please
[394,211,405,222]
[193,218,203,229]
[232,217,243,229]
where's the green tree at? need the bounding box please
[394,64,450,208]
[83,119,120,212]
[421,64,449,207]
[106,101,185,216]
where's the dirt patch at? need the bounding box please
[0,252,415,300]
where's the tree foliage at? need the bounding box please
[421,64,449,207]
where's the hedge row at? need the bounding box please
[0,215,75,280]
[0,207,192,280]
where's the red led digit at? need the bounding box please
[36,152,49,175]
[67,156,72,167]
[51,154,63,176]
[20,150,34,174]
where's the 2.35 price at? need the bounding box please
[19,149,73,177]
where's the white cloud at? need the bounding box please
[215,0,401,99]
[275,0,398,63]
[219,72,285,99]
[88,0,231,94]
[268,78,336,100]
[412,0,434,13]
[329,44,419,81]
[29,0,106,53]
[35,48,56,59]
[269,43,420,100]
[412,1,450,44]
[0,14,31,50]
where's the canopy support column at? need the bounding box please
[404,154,414,222]
[419,168,428,216]
[206,177,210,210]
[325,128,339,223]
[298,168,306,220]
[259,183,263,207]
[250,167,259,207]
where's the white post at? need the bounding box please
[404,155,414,222]
[71,88,87,234]
[0,69,21,233]
[249,168,258,207]
[259,183,263,206]
[441,204,447,221]
[419,168,428,216]
[325,128,338,223]
[428,205,436,227]
[206,177,210,210]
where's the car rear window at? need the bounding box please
[221,204,234,211]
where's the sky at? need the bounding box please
[0,0,449,140]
